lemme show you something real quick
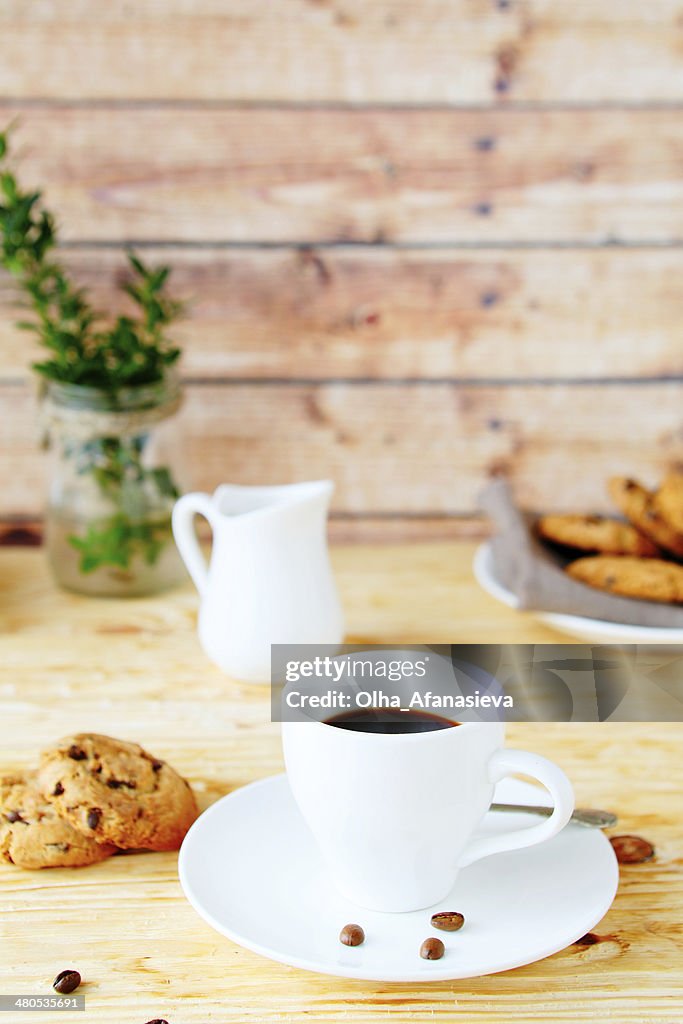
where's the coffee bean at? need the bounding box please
[610,834,655,864]
[4,810,23,823]
[420,937,445,960]
[52,969,81,994]
[430,911,465,932]
[339,923,365,947]
[68,746,87,761]
[87,808,101,830]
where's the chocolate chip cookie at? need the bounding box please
[654,469,683,535]
[537,514,658,556]
[608,477,683,558]
[38,735,198,852]
[567,556,683,604]
[1,771,116,869]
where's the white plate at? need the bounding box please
[179,773,618,982]
[473,542,683,644]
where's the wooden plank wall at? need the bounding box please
[1,1,683,540]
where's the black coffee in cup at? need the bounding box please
[324,708,458,734]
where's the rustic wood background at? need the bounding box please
[1,1,683,540]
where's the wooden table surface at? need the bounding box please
[1,543,681,1024]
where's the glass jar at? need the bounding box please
[43,374,187,597]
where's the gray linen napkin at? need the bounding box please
[479,478,683,627]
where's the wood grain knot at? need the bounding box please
[0,526,42,547]
[573,932,630,954]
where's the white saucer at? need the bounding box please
[179,774,618,982]
[473,541,683,644]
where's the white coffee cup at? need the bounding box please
[282,715,574,913]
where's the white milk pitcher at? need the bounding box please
[172,481,344,682]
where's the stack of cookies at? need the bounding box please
[0,734,198,869]
[537,470,683,605]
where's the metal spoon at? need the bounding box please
[490,803,617,829]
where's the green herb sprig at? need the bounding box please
[0,126,182,390]
[0,127,184,579]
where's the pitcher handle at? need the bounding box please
[457,749,574,868]
[172,492,217,596]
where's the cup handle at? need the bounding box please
[172,492,216,596]
[457,749,574,868]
